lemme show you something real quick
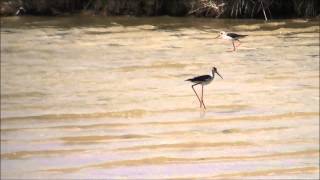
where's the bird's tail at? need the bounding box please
[185,79,192,82]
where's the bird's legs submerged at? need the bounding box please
[192,83,206,109]
[201,85,206,109]
[192,83,202,108]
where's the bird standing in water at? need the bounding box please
[15,7,25,16]
[215,31,248,51]
[186,67,223,109]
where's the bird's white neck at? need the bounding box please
[210,70,214,78]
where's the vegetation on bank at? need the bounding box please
[1,0,319,19]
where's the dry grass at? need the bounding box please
[2,0,319,18]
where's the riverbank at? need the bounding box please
[1,0,319,19]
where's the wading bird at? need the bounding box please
[215,31,248,51]
[15,7,25,16]
[186,67,223,109]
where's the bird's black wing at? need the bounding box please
[227,32,248,39]
[186,75,211,82]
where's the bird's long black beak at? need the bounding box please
[216,71,223,79]
[214,34,220,39]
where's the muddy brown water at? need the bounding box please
[1,16,319,179]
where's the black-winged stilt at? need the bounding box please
[215,31,248,51]
[15,7,25,16]
[186,67,223,109]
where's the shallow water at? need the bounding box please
[1,16,319,179]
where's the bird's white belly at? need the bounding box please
[222,35,233,41]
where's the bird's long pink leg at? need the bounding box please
[236,40,241,47]
[232,41,236,51]
[192,84,202,108]
[201,85,206,109]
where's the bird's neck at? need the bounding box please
[210,70,214,78]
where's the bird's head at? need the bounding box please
[214,31,226,39]
[220,31,226,35]
[212,67,223,79]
